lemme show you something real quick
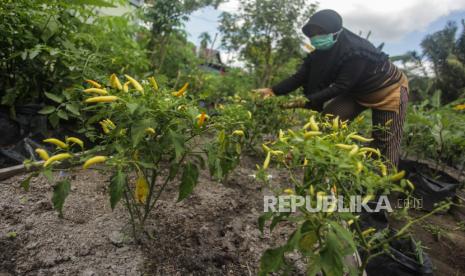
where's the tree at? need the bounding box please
[421,20,465,103]
[199,31,212,50]
[144,0,224,72]
[219,0,317,87]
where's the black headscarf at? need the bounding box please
[302,9,343,36]
[300,10,388,103]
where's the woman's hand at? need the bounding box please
[252,88,275,98]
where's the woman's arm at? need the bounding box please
[271,63,310,95]
[307,58,368,103]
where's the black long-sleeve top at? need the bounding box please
[271,57,401,104]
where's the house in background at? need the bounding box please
[197,48,227,74]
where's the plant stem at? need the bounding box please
[123,189,138,241]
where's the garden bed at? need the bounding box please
[1,156,464,275]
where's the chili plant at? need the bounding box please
[24,74,246,240]
[255,112,446,275]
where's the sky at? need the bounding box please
[186,0,465,62]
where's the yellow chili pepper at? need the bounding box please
[309,115,319,131]
[43,153,72,167]
[453,104,465,111]
[172,83,189,97]
[83,156,107,169]
[332,116,339,130]
[349,134,374,143]
[85,79,102,88]
[103,119,115,129]
[99,119,116,134]
[263,151,271,169]
[145,127,156,135]
[336,143,354,150]
[308,185,315,196]
[43,138,68,149]
[135,172,149,204]
[124,74,144,93]
[100,122,110,134]
[303,158,308,166]
[148,76,158,91]
[406,180,415,190]
[83,88,108,95]
[379,163,387,176]
[262,144,271,153]
[110,74,123,90]
[356,161,363,174]
[84,96,119,103]
[123,81,130,93]
[35,148,50,161]
[287,129,297,137]
[271,150,284,155]
[349,145,359,156]
[359,147,381,157]
[283,188,294,195]
[304,131,322,139]
[389,170,406,182]
[362,227,376,237]
[232,130,244,136]
[247,111,252,119]
[65,137,84,149]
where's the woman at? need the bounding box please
[255,9,409,169]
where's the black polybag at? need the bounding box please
[398,159,461,211]
[363,230,433,276]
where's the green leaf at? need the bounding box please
[52,180,71,218]
[109,171,126,210]
[44,92,63,103]
[48,113,60,128]
[329,221,357,253]
[131,118,153,147]
[65,103,80,116]
[43,168,53,182]
[29,48,41,59]
[259,246,285,275]
[57,110,69,120]
[258,212,273,234]
[20,172,39,192]
[431,90,442,108]
[38,105,55,115]
[285,227,302,251]
[169,130,185,162]
[126,103,139,115]
[177,162,199,201]
[320,230,344,276]
[168,163,180,181]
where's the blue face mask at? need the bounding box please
[310,29,343,50]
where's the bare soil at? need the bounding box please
[1,156,464,275]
